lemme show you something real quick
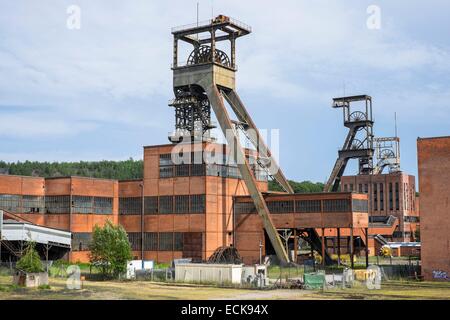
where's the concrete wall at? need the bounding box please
[418,137,450,281]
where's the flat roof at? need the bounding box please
[234,191,358,200]
[417,135,450,141]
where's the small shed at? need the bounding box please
[175,263,243,284]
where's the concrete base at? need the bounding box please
[13,271,49,287]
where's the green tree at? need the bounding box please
[16,242,44,273]
[268,180,325,193]
[89,220,132,277]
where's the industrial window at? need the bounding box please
[159,232,174,251]
[352,199,368,212]
[389,183,393,211]
[379,183,384,211]
[119,197,141,215]
[71,196,113,214]
[174,232,183,251]
[22,195,45,213]
[343,184,348,192]
[349,184,354,192]
[72,196,92,214]
[364,184,369,194]
[190,195,205,213]
[175,164,190,177]
[228,166,241,179]
[219,165,228,177]
[128,232,142,251]
[191,164,206,176]
[395,182,400,210]
[267,201,294,213]
[404,216,420,223]
[0,194,22,213]
[144,196,158,214]
[206,164,219,176]
[234,202,256,214]
[144,232,158,250]
[159,196,173,214]
[191,152,205,165]
[373,183,378,211]
[159,166,174,178]
[45,195,70,214]
[159,154,173,166]
[295,200,321,213]
[72,233,92,251]
[358,184,363,193]
[323,199,350,212]
[93,197,113,214]
[175,195,190,213]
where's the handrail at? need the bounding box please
[172,16,251,33]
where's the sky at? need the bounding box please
[0,0,449,184]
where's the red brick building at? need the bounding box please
[417,136,450,281]
[341,172,419,242]
[0,141,370,265]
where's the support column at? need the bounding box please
[230,35,236,68]
[141,183,145,266]
[337,228,341,266]
[321,228,326,268]
[210,29,216,63]
[173,37,178,68]
[350,228,354,269]
[293,229,298,264]
[365,227,369,268]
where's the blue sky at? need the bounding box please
[0,0,449,184]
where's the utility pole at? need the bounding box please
[140,183,145,269]
[259,240,263,265]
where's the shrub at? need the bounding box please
[16,242,44,273]
[89,220,132,278]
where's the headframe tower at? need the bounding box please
[324,95,375,192]
[169,15,293,263]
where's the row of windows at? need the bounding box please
[404,216,420,223]
[234,199,361,214]
[0,194,45,213]
[0,194,113,214]
[352,199,369,212]
[159,163,267,181]
[127,232,186,251]
[119,195,206,215]
[345,182,408,212]
[72,232,201,252]
[72,196,113,214]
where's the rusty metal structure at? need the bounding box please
[207,246,242,264]
[373,137,401,174]
[324,95,375,192]
[169,15,294,264]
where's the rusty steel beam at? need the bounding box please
[200,81,290,264]
[222,90,294,194]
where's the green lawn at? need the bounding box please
[1,274,449,300]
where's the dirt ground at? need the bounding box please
[1,275,449,300]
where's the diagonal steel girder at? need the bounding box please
[221,90,294,194]
[197,79,290,264]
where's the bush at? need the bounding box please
[16,242,44,273]
[38,284,51,290]
[89,220,132,278]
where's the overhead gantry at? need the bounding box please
[169,15,293,264]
